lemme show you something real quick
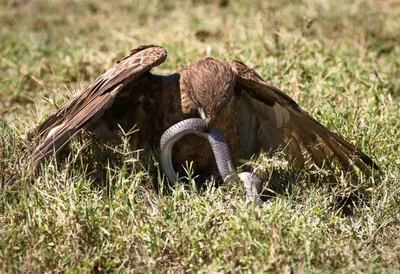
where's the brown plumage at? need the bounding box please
[31,44,379,177]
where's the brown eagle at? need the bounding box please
[31,45,379,178]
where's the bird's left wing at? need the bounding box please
[32,45,167,166]
[229,60,379,173]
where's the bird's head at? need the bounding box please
[186,57,236,127]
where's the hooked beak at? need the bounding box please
[198,107,213,129]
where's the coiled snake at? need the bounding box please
[159,118,263,206]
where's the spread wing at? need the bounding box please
[229,60,379,173]
[32,45,167,166]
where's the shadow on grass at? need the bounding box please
[13,128,382,219]
[258,165,381,217]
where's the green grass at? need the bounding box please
[1,0,399,272]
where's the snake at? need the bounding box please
[159,118,263,206]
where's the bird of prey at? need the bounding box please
[31,44,379,180]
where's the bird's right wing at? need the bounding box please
[32,45,167,166]
[229,60,379,173]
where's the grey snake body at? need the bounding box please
[159,118,262,205]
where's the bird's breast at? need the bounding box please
[171,97,240,180]
[213,98,240,161]
[156,73,239,180]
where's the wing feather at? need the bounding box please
[32,45,167,166]
[230,60,379,173]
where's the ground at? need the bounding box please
[0,0,399,272]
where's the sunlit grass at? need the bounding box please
[1,0,399,272]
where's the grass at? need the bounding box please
[1,0,399,272]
